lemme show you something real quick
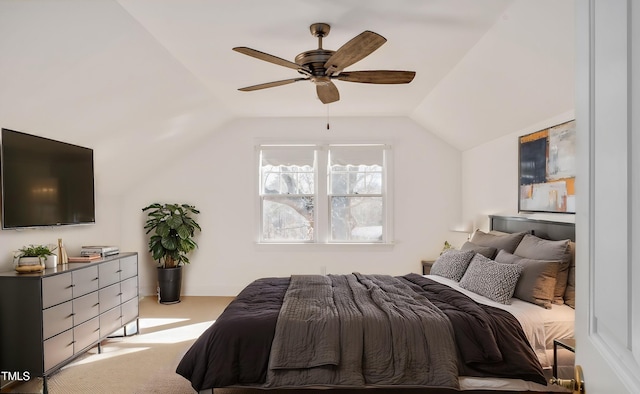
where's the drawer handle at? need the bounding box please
[69,341,75,345]
[94,328,100,333]
[118,293,123,296]
[67,284,75,288]
[93,303,100,307]
[116,270,122,273]
[68,313,75,317]
[93,277,99,281]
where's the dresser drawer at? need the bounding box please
[72,266,99,298]
[43,329,73,372]
[120,277,138,303]
[43,301,73,340]
[100,307,122,338]
[73,291,100,325]
[99,283,121,313]
[74,317,99,354]
[120,255,137,280]
[42,273,73,309]
[98,260,120,288]
[121,298,139,325]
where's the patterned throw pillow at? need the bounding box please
[430,250,476,282]
[459,254,523,304]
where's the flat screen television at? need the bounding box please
[1,128,95,229]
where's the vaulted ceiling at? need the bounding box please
[0,0,574,193]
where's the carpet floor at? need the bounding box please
[2,296,234,394]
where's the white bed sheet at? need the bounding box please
[424,274,575,368]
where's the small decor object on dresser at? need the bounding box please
[57,238,69,265]
[13,244,56,273]
[142,203,201,304]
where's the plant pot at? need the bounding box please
[14,256,45,273]
[157,266,182,304]
[45,254,58,269]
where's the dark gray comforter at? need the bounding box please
[267,274,458,388]
[176,273,546,391]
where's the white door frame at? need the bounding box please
[575,0,640,392]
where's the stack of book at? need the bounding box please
[67,254,102,262]
[80,246,120,257]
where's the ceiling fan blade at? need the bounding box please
[238,78,307,92]
[324,31,387,75]
[233,47,310,74]
[336,70,416,84]
[316,82,340,104]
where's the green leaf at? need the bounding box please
[156,221,170,237]
[150,240,165,260]
[142,203,162,212]
[161,236,178,250]
[178,238,196,252]
[177,224,192,239]
[166,214,183,229]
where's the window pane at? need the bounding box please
[330,165,382,194]
[330,196,382,242]
[262,165,314,194]
[262,196,314,241]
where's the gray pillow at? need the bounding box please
[495,250,560,309]
[460,241,497,259]
[470,230,527,257]
[430,250,476,282]
[514,234,571,304]
[563,241,576,308]
[459,254,522,304]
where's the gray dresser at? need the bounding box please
[0,253,138,386]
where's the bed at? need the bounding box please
[176,215,575,393]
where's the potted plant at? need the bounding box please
[142,203,201,304]
[13,244,56,273]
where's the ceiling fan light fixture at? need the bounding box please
[311,76,331,85]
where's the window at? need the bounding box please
[328,146,384,242]
[258,144,391,243]
[260,146,316,242]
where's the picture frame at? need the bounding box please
[518,119,576,214]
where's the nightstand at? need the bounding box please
[421,260,435,275]
[553,338,575,378]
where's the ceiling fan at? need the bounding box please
[233,23,416,104]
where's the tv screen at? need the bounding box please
[1,128,95,229]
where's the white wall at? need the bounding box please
[461,110,576,231]
[121,116,464,296]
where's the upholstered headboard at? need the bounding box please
[489,215,575,242]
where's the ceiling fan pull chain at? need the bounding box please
[327,105,330,130]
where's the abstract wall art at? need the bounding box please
[518,120,576,213]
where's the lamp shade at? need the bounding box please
[450,221,473,234]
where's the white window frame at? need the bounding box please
[257,143,393,245]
